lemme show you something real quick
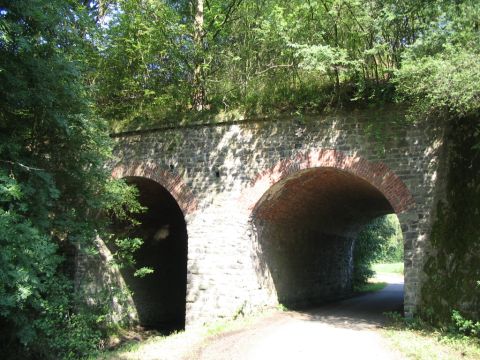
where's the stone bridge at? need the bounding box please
[78,108,443,331]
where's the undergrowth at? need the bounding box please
[383,311,480,359]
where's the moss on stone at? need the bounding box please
[421,117,480,324]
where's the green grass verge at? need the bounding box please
[372,262,404,275]
[92,332,174,360]
[383,326,480,359]
[354,282,388,293]
[94,309,274,359]
[382,313,480,360]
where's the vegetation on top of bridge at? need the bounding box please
[108,105,408,140]
[0,0,479,358]
[89,0,479,133]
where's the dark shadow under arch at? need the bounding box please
[251,167,401,308]
[111,176,188,333]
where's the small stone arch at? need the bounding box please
[112,160,198,217]
[240,149,415,215]
[110,161,196,332]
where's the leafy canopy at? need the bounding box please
[0,0,139,358]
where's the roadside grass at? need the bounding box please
[354,281,387,293]
[353,261,402,294]
[372,262,404,275]
[382,315,480,360]
[204,312,262,337]
[94,309,274,359]
[373,262,480,358]
[93,331,179,360]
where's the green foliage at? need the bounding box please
[113,237,144,266]
[386,309,480,341]
[94,0,445,131]
[94,0,190,131]
[377,215,403,263]
[133,267,155,278]
[353,214,402,285]
[384,311,480,360]
[372,262,404,275]
[452,310,480,338]
[110,235,154,278]
[354,282,387,294]
[90,0,479,132]
[396,45,480,119]
[395,0,480,121]
[0,1,141,358]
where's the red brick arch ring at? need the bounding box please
[111,161,198,217]
[240,149,415,215]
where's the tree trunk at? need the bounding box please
[193,0,206,111]
[334,22,340,101]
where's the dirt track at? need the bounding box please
[189,275,404,360]
[113,275,404,360]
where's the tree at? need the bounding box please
[94,0,190,131]
[192,0,206,110]
[353,215,400,286]
[395,0,480,121]
[94,0,467,130]
[0,0,138,358]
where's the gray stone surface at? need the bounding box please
[76,107,444,328]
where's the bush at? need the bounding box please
[353,214,402,285]
[452,310,480,338]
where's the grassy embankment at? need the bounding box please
[372,262,404,275]
[354,261,404,293]
[374,262,480,360]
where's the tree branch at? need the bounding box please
[209,0,244,41]
[255,63,294,76]
[0,160,44,171]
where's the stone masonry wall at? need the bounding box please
[103,107,443,327]
[254,221,355,307]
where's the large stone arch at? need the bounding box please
[109,112,441,325]
[240,149,415,309]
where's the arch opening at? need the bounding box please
[111,176,187,333]
[251,167,401,308]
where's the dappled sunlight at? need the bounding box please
[108,108,433,326]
